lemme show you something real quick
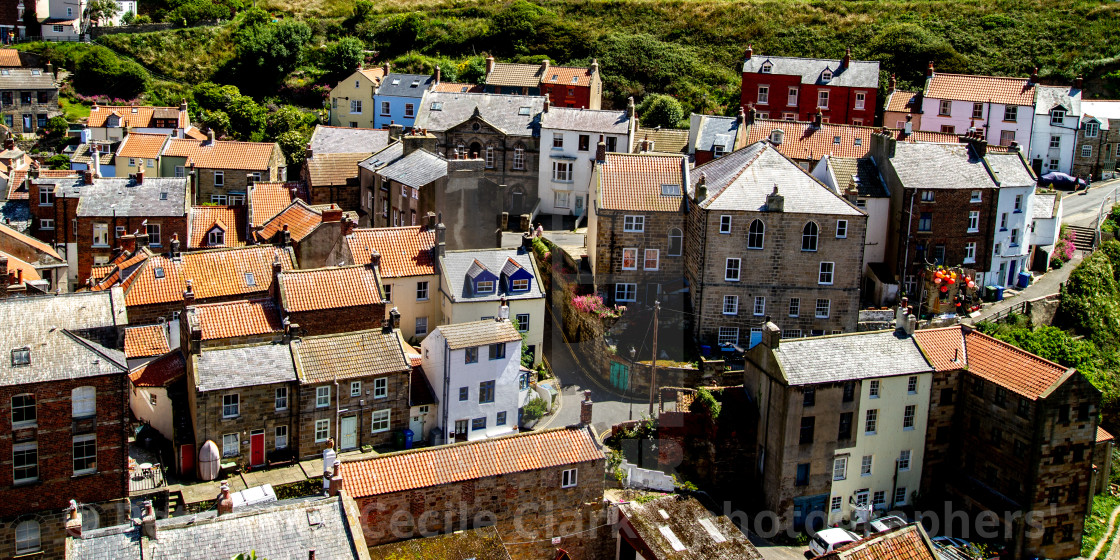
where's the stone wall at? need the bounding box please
[191,380,299,470]
[296,370,411,458]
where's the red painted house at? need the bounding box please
[740,46,880,126]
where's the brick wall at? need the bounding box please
[288,303,386,337]
[75,215,187,285]
[196,166,277,205]
[920,369,961,495]
[0,498,128,559]
[896,186,997,282]
[29,179,79,245]
[296,370,412,458]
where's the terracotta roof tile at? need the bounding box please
[485,62,543,88]
[88,105,159,128]
[6,168,26,199]
[885,90,920,113]
[164,138,278,170]
[0,221,61,260]
[279,265,383,312]
[249,181,308,227]
[1099,426,1114,443]
[346,226,436,278]
[541,66,593,87]
[343,426,603,497]
[747,119,966,161]
[117,132,169,159]
[255,199,322,243]
[304,152,368,186]
[0,49,21,67]
[819,525,938,560]
[0,251,40,282]
[191,298,283,341]
[124,324,170,359]
[926,73,1035,106]
[123,245,295,307]
[38,169,81,178]
[431,81,483,93]
[189,206,247,249]
[912,327,967,372]
[128,352,186,388]
[291,328,410,384]
[183,128,207,141]
[359,67,387,82]
[598,152,685,212]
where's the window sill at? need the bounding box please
[72,470,99,478]
[815,316,830,319]
[723,312,737,316]
[904,426,915,431]
[221,416,240,421]
[865,431,877,436]
[1013,210,1023,214]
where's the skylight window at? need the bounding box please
[244,272,256,286]
[391,79,401,85]
[661,184,681,196]
[154,267,165,278]
[551,74,559,81]
[11,347,30,366]
[2,69,10,76]
[571,76,579,83]
[833,136,841,145]
[411,80,420,87]
[431,102,443,111]
[518,107,531,116]
[30,69,40,76]
[159,192,168,200]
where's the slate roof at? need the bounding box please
[1033,192,1059,220]
[889,143,992,191]
[87,105,186,129]
[368,525,511,560]
[598,152,686,213]
[279,265,383,313]
[745,119,962,161]
[190,298,283,341]
[304,151,369,186]
[619,495,763,560]
[818,524,939,560]
[128,351,186,388]
[1082,100,1120,130]
[0,291,128,386]
[346,226,437,278]
[188,205,246,249]
[358,141,404,173]
[1035,84,1081,116]
[376,148,446,188]
[291,328,410,384]
[985,153,1036,187]
[117,132,169,159]
[124,245,295,307]
[67,495,367,560]
[826,157,889,198]
[435,319,522,350]
[0,68,57,89]
[742,55,879,88]
[254,199,322,244]
[925,73,1035,106]
[308,125,390,155]
[377,72,434,98]
[692,142,864,215]
[485,62,544,88]
[690,113,741,153]
[74,177,190,218]
[415,91,544,136]
[634,127,690,154]
[195,342,296,392]
[541,107,631,134]
[771,330,933,386]
[164,138,279,170]
[441,248,543,303]
[124,324,170,359]
[249,181,308,228]
[343,426,603,497]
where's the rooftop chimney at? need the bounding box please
[206,129,215,145]
[426,211,437,229]
[1075,75,1084,90]
[136,169,144,185]
[389,123,403,141]
[842,46,851,68]
[812,110,823,129]
[485,55,495,76]
[543,93,550,113]
[65,500,82,538]
[389,308,401,329]
[926,61,935,78]
[91,144,101,179]
[595,136,607,163]
[580,390,593,426]
[180,98,188,113]
[281,224,292,247]
[369,248,381,268]
[141,500,157,540]
[737,105,746,125]
[272,254,283,276]
[321,205,343,223]
[217,482,234,515]
[329,460,343,496]
[695,173,707,203]
[342,216,355,237]
[83,170,94,185]
[382,61,391,76]
[766,185,784,212]
[744,44,753,60]
[135,230,149,248]
[965,134,988,159]
[888,73,897,94]
[434,65,441,84]
[590,59,599,75]
[1030,67,1039,84]
[903,114,913,136]
[761,322,781,349]
[120,234,137,255]
[183,279,195,303]
[626,96,635,118]
[541,59,550,75]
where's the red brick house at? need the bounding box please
[740,47,879,126]
[484,57,603,109]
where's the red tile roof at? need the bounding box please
[431,81,483,93]
[598,153,685,212]
[912,327,967,372]
[38,169,81,178]
[0,221,61,260]
[249,181,308,228]
[124,324,170,359]
[1099,426,1114,443]
[343,427,603,498]
[885,90,920,113]
[0,49,21,67]
[189,206,247,249]
[88,105,186,128]
[117,132,170,159]
[6,168,27,199]
[128,352,186,388]
[747,119,975,161]
[255,200,322,244]
[0,251,40,282]
[124,246,295,307]
[541,66,594,88]
[190,298,283,341]
[819,525,938,560]
[279,265,383,312]
[926,73,1036,106]
[346,226,436,278]
[164,138,278,170]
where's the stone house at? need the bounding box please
[1074,101,1120,180]
[810,156,891,278]
[687,111,749,166]
[302,151,371,211]
[358,132,440,229]
[341,425,609,560]
[484,57,603,110]
[182,298,284,352]
[187,205,247,250]
[85,102,202,143]
[687,142,867,344]
[277,264,386,336]
[0,291,131,559]
[160,135,285,205]
[740,47,879,126]
[345,224,439,341]
[538,102,636,216]
[0,66,59,133]
[1094,428,1114,495]
[290,327,413,454]
[328,65,388,129]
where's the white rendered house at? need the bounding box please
[537,102,635,217]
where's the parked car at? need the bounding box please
[809,528,861,556]
[869,515,907,533]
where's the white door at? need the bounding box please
[340,416,357,450]
[410,406,427,439]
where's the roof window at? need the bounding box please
[154,267,165,278]
[1,69,10,76]
[854,138,863,146]
[30,69,39,76]
[833,136,841,145]
[822,69,833,82]
[244,272,256,286]
[411,80,420,87]
[131,107,138,113]
[159,192,168,200]
[571,76,579,83]
[391,79,401,85]
[11,347,30,366]
[761,62,772,73]
[551,74,559,81]
[431,102,442,111]
[518,107,531,116]
[661,184,681,196]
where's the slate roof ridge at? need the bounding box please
[61,328,128,371]
[702,142,771,206]
[747,53,881,64]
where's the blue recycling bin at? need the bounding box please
[1017,271,1031,289]
[993,285,1005,301]
[402,428,414,449]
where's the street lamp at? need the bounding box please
[628,346,636,421]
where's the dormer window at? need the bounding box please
[661,184,681,196]
[1051,108,1066,125]
[821,69,833,82]
[512,278,529,291]
[11,347,30,366]
[761,62,772,73]
[476,280,495,293]
[712,145,725,158]
[769,130,784,144]
[107,116,119,127]
[208,227,224,246]
[244,272,255,286]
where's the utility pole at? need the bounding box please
[648,301,659,416]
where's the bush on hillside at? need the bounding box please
[231,10,311,91]
[322,37,365,79]
[74,46,150,99]
[637,93,685,129]
[1056,250,1120,347]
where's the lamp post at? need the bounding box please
[627,346,636,421]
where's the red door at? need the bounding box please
[250,430,265,467]
[180,443,194,476]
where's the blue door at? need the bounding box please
[793,494,829,531]
[609,361,629,390]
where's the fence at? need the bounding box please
[9,34,88,44]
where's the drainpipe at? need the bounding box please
[890,456,900,515]
[334,374,341,448]
[442,339,451,445]
[901,190,916,291]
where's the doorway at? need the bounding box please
[410,406,428,439]
[340,415,358,450]
[454,419,469,442]
[249,430,265,467]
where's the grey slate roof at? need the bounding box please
[358,141,404,172]
[0,67,56,90]
[986,153,1035,187]
[1034,85,1081,116]
[0,290,128,386]
[619,495,763,560]
[67,495,367,560]
[540,107,631,134]
[377,148,447,188]
[377,73,434,98]
[827,156,889,198]
[773,330,933,386]
[889,143,993,191]
[689,114,740,153]
[742,55,879,88]
[440,248,544,303]
[415,92,544,137]
[194,342,296,392]
[1033,192,1058,219]
[692,142,864,215]
[309,125,390,155]
[75,177,189,217]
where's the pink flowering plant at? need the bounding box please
[572,294,624,319]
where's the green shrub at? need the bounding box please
[74,46,150,99]
[322,37,364,79]
[46,154,71,169]
[636,93,685,129]
[689,387,721,419]
[523,397,548,421]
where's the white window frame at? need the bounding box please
[668,228,683,256]
[516,313,530,333]
[753,296,765,316]
[757,85,769,105]
[417,281,429,301]
[939,100,952,116]
[275,425,288,449]
[552,133,564,149]
[895,487,908,506]
[723,295,739,315]
[39,218,54,230]
[15,520,40,555]
[787,87,798,106]
[73,434,97,475]
[898,449,912,471]
[968,210,979,232]
[552,161,573,182]
[621,248,638,270]
[789,298,800,317]
[615,283,637,302]
[350,381,362,397]
[835,220,847,238]
[719,215,732,234]
[512,278,529,291]
[208,228,225,246]
[830,496,842,512]
[1050,109,1065,125]
[404,103,415,117]
[1082,145,1093,158]
[415,316,428,336]
[623,215,645,232]
[92,223,109,247]
[818,262,834,285]
[371,409,391,433]
[1004,105,1017,122]
[222,433,239,458]
[717,327,739,345]
[817,90,829,109]
[861,455,872,476]
[373,377,388,399]
[833,456,847,480]
[222,393,239,418]
[747,219,765,249]
[643,249,659,271]
[854,92,865,110]
[815,298,830,319]
[725,258,741,281]
[513,146,525,170]
[1085,121,1100,138]
[554,191,570,209]
[316,386,330,408]
[561,468,578,488]
[865,409,878,434]
[314,419,330,442]
[275,387,288,411]
[903,404,916,430]
[146,223,161,246]
[964,242,976,264]
[13,442,37,484]
[380,101,390,116]
[869,379,880,398]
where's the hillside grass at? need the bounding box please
[96,24,236,84]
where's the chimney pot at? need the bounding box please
[926,61,935,77]
[217,482,234,515]
[744,44,753,60]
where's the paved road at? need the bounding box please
[1060,179,1120,227]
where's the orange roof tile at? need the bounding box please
[124,324,170,359]
[189,206,247,249]
[0,49,22,67]
[885,90,920,113]
[0,251,40,282]
[343,427,603,498]
[6,168,27,199]
[747,119,969,161]
[117,132,169,159]
[279,265,383,312]
[129,352,186,388]
[124,245,295,307]
[598,153,685,212]
[926,73,1035,106]
[431,81,483,93]
[255,200,322,244]
[541,66,593,87]
[359,67,387,83]
[38,169,81,178]
[912,327,967,372]
[183,128,207,141]
[304,152,368,186]
[249,181,308,227]
[1098,426,1114,443]
[88,105,158,128]
[164,138,278,170]
[819,525,938,560]
[0,221,61,260]
[90,264,114,280]
[346,226,436,278]
[190,298,283,341]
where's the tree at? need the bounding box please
[44,116,69,136]
[637,94,685,129]
[73,46,150,100]
[276,129,309,173]
[85,0,120,26]
[232,18,311,90]
[323,38,365,80]
[46,154,71,170]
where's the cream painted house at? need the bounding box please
[127,352,184,442]
[346,225,441,342]
[329,65,389,129]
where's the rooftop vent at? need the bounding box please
[11,347,30,366]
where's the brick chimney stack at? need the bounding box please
[1075,75,1084,90]
[321,205,343,223]
[842,46,851,68]
[65,500,82,538]
[761,322,781,349]
[434,65,441,84]
[382,61,390,75]
[136,169,144,185]
[541,59,550,75]
[329,460,343,497]
[888,73,897,94]
[485,55,495,76]
[595,136,607,163]
[580,390,593,426]
[281,224,291,247]
[744,44,753,60]
[183,279,195,303]
[543,93,550,113]
[1030,67,1039,84]
[369,248,381,269]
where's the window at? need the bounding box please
[800,416,815,444]
[211,195,228,205]
[621,248,638,270]
[464,346,479,364]
[968,210,980,232]
[39,218,54,230]
[92,223,109,246]
[615,283,637,302]
[760,62,772,73]
[316,386,330,408]
[918,213,932,232]
[404,103,415,117]
[1048,158,1060,170]
[815,299,830,318]
[554,191,570,209]
[1046,135,1061,151]
[38,188,54,206]
[895,487,909,506]
[347,381,361,398]
[940,125,956,134]
[1014,194,1023,212]
[1010,228,1019,245]
[898,449,912,471]
[818,262,834,285]
[833,456,847,480]
[970,102,984,120]
[513,146,525,170]
[747,219,765,249]
[838,412,853,439]
[1004,105,1017,122]
[1000,213,1008,230]
[212,170,224,187]
[471,417,487,431]
[208,229,225,246]
[1051,108,1065,125]
[562,468,578,488]
[753,296,765,316]
[222,394,239,418]
[1082,145,1093,158]
[496,411,508,426]
[12,394,35,426]
[416,281,429,301]
[1085,121,1100,138]
[861,455,873,476]
[720,215,732,233]
[575,134,590,152]
[717,327,739,345]
[552,133,564,149]
[939,100,952,116]
[855,92,866,110]
[964,242,976,264]
[275,425,288,449]
[789,298,800,317]
[275,387,288,411]
[459,387,469,401]
[371,409,391,433]
[795,463,809,486]
[840,382,854,402]
[415,317,429,336]
[623,215,645,232]
[73,434,97,475]
[831,497,842,512]
[380,101,390,115]
[868,379,880,398]
[72,386,95,418]
[552,161,573,182]
[146,223,161,246]
[723,295,739,315]
[490,342,506,360]
[668,228,683,256]
[817,90,829,108]
[836,220,847,238]
[903,405,916,429]
[920,190,936,202]
[52,24,64,33]
[315,419,330,442]
[243,272,255,287]
[802,388,816,407]
[13,442,37,484]
[477,380,497,403]
[15,520,40,554]
[516,314,530,332]
[644,249,659,270]
[906,376,918,394]
[757,85,769,105]
[802,222,818,251]
[725,258,741,281]
[1000,130,1016,146]
[865,409,878,434]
